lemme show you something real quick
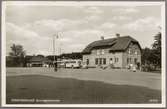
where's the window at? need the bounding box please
[134,58,137,64]
[115,58,119,63]
[101,50,105,54]
[127,58,132,64]
[97,49,105,55]
[99,58,102,65]
[95,58,106,65]
[128,49,131,54]
[97,50,100,55]
[86,59,89,65]
[109,58,113,64]
[103,58,106,64]
[135,51,138,55]
[71,61,76,63]
[129,58,132,63]
[127,58,129,64]
[95,58,98,65]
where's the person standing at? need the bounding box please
[109,58,114,68]
[54,58,57,71]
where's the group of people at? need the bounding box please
[128,64,137,72]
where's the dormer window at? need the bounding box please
[101,50,105,55]
[97,49,105,55]
[97,50,100,55]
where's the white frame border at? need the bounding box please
[1,1,166,108]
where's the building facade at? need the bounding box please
[27,56,52,67]
[82,36,141,69]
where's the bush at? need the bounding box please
[141,64,160,72]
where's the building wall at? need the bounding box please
[122,42,141,68]
[83,42,141,68]
[83,48,123,68]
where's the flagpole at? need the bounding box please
[53,35,55,71]
[53,32,59,71]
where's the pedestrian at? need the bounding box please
[130,64,133,70]
[54,62,57,71]
[132,65,137,72]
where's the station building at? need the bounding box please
[82,35,142,69]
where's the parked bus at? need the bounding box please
[65,59,82,68]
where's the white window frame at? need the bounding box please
[101,49,105,55]
[97,50,100,55]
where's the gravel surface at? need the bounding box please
[6,67,161,90]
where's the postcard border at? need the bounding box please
[1,1,166,108]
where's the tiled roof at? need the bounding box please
[82,36,140,54]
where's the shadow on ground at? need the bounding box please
[6,75,161,104]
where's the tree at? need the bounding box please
[8,44,26,67]
[141,48,158,71]
[141,48,152,65]
[9,44,25,57]
[141,32,161,71]
[152,32,161,68]
[36,54,45,58]
[152,32,161,51]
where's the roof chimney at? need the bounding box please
[116,33,120,38]
[101,36,104,40]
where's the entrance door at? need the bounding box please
[99,58,102,65]
[109,58,113,64]
[86,59,89,65]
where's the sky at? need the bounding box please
[5,2,162,56]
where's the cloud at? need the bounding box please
[60,29,104,53]
[99,22,116,30]
[6,22,53,55]
[112,16,132,21]
[6,21,105,55]
[6,22,39,40]
[62,29,104,42]
[6,5,161,55]
[24,19,87,37]
[85,7,103,14]
[85,15,101,21]
[112,7,139,14]
[57,37,72,43]
[124,8,139,13]
[68,44,85,52]
[6,15,161,56]
[83,7,103,22]
[123,17,160,31]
